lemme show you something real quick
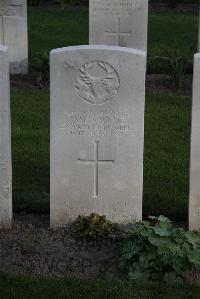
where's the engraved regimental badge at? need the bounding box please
[75,61,120,105]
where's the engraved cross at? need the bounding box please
[78,141,114,198]
[105,17,132,46]
[0,2,22,44]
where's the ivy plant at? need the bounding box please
[119,216,200,282]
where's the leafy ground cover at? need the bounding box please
[28,7,198,74]
[1,275,200,299]
[11,89,191,220]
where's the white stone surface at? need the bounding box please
[50,45,146,227]
[0,45,12,227]
[189,53,200,231]
[0,0,28,74]
[89,0,148,51]
[198,4,200,52]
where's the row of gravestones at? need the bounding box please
[0,0,148,74]
[0,0,199,231]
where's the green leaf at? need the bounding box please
[148,234,168,247]
[139,253,156,269]
[188,250,200,266]
[154,222,172,237]
[157,215,172,224]
[185,231,200,248]
[128,263,151,281]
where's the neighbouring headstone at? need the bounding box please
[0,0,28,74]
[0,45,12,227]
[198,4,200,52]
[89,0,148,51]
[189,53,200,231]
[50,45,146,227]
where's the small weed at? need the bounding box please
[71,213,118,239]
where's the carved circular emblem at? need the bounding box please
[75,61,120,105]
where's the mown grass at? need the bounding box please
[1,275,200,299]
[11,88,49,213]
[144,93,191,220]
[28,7,198,73]
[11,89,191,220]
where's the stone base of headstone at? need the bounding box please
[10,59,28,75]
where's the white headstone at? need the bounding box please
[0,0,28,74]
[0,45,12,227]
[198,3,200,52]
[50,45,146,227]
[89,0,148,51]
[189,53,200,231]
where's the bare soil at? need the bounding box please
[0,214,121,279]
[146,74,192,96]
[0,213,199,282]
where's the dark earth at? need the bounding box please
[0,214,121,279]
[0,213,199,282]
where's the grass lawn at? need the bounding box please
[11,89,191,220]
[28,7,198,73]
[1,275,200,299]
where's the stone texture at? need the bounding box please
[0,0,28,74]
[198,6,200,52]
[189,53,200,231]
[50,45,146,227]
[0,45,12,227]
[89,0,148,51]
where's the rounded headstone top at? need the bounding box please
[50,45,146,57]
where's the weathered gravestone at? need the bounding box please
[189,53,200,231]
[0,45,12,227]
[0,0,28,74]
[50,45,146,227]
[89,0,148,51]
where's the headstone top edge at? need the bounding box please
[50,45,146,57]
[194,53,200,59]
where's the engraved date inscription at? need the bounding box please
[59,110,132,137]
